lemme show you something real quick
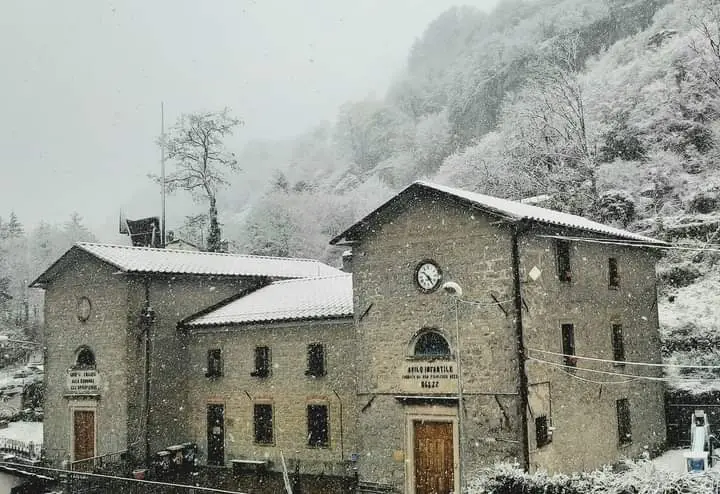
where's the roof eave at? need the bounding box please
[184,313,354,330]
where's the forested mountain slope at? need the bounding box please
[226,0,720,391]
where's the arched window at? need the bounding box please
[75,347,96,369]
[413,331,451,359]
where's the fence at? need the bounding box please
[70,449,129,473]
[666,390,720,447]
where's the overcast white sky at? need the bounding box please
[0,0,499,240]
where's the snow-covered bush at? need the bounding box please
[596,190,637,227]
[466,460,720,494]
[686,188,720,214]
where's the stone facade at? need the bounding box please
[184,319,357,475]
[339,188,666,491]
[40,247,256,466]
[36,181,667,494]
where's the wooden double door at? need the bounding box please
[413,420,455,494]
[73,410,95,468]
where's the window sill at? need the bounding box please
[250,372,270,378]
[405,356,453,361]
[305,372,326,378]
[205,374,223,379]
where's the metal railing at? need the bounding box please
[0,437,42,461]
[71,449,129,473]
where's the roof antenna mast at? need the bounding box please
[161,101,166,248]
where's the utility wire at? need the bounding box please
[537,234,720,253]
[527,356,718,383]
[527,347,720,369]
[558,366,639,385]
[0,461,246,494]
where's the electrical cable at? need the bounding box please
[527,356,719,382]
[558,365,639,385]
[0,460,246,493]
[537,234,720,253]
[527,347,720,369]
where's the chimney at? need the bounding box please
[341,250,353,273]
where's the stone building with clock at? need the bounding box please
[34,180,667,494]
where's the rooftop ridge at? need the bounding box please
[76,242,332,264]
[269,273,351,285]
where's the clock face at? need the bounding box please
[415,260,442,293]
[77,297,92,322]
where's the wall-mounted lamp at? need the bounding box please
[442,281,463,298]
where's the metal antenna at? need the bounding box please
[160,102,166,248]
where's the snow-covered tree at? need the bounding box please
[156,108,242,252]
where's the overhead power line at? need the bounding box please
[537,234,720,253]
[527,356,720,383]
[527,348,720,370]
[0,461,246,494]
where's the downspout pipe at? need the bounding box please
[511,222,530,471]
[332,390,344,462]
[141,278,155,468]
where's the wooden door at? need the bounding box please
[414,421,454,494]
[73,410,95,463]
[207,404,225,466]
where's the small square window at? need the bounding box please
[535,415,551,448]
[206,349,222,378]
[617,398,632,445]
[556,240,571,282]
[612,324,625,365]
[306,344,326,377]
[561,324,576,367]
[251,346,271,378]
[307,404,329,447]
[609,258,619,289]
[254,404,274,445]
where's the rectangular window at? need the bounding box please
[556,240,571,282]
[561,324,576,367]
[251,346,271,377]
[617,398,632,445]
[609,258,619,289]
[306,343,326,377]
[307,404,329,447]
[535,415,551,448]
[253,404,274,444]
[612,324,625,365]
[206,349,222,378]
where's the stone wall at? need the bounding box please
[43,249,130,466]
[519,229,666,473]
[184,319,358,476]
[351,197,523,490]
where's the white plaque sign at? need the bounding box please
[400,362,458,393]
[66,369,100,395]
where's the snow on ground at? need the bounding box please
[0,422,42,445]
[652,448,690,473]
[652,448,720,474]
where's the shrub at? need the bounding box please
[596,190,637,227]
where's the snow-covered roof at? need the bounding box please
[30,242,342,287]
[183,274,353,327]
[330,180,666,245]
